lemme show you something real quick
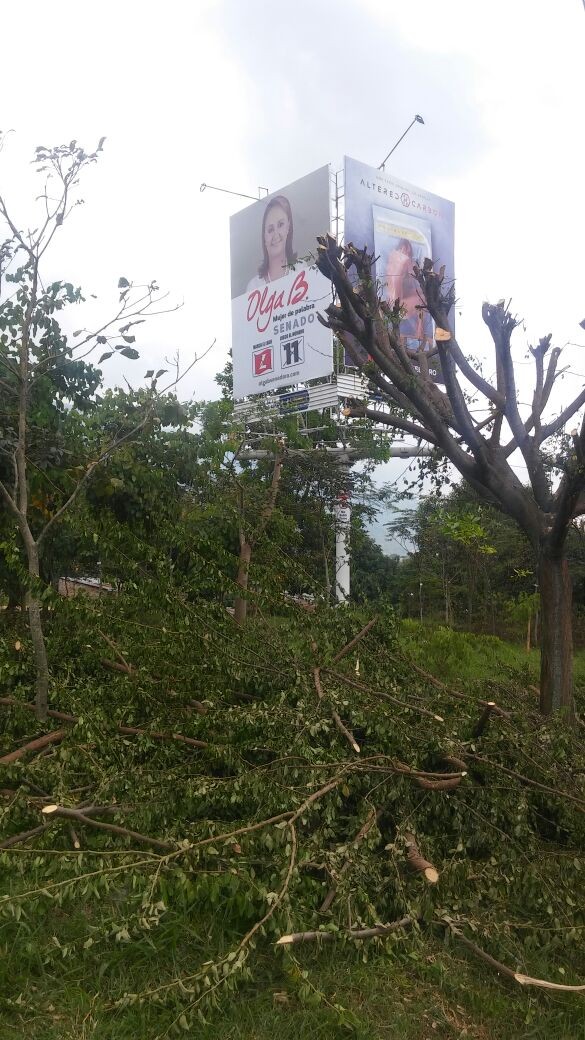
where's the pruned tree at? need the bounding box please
[316,236,585,717]
[0,138,186,720]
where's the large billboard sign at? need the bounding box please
[230,166,333,400]
[344,156,455,378]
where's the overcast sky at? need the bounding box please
[1,0,584,548]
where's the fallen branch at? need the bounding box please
[100,657,134,676]
[0,699,207,752]
[515,973,585,993]
[97,629,133,672]
[393,759,466,781]
[447,923,585,992]
[41,805,175,852]
[73,805,125,818]
[472,702,496,737]
[403,832,439,884]
[0,823,49,849]
[330,709,360,754]
[325,669,444,723]
[387,654,510,717]
[123,775,348,858]
[0,729,68,765]
[414,775,462,791]
[441,755,468,773]
[331,618,377,664]
[311,664,360,753]
[312,667,325,701]
[133,822,299,1008]
[320,808,378,912]
[276,915,411,946]
[187,700,208,715]
[0,803,128,851]
[288,777,347,825]
[0,697,76,723]
[118,726,207,749]
[463,754,585,811]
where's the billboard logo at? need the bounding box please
[400,192,411,207]
[253,347,273,377]
[281,335,304,368]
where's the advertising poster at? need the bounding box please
[344,156,455,379]
[230,166,333,400]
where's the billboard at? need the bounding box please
[344,156,455,378]
[230,166,333,400]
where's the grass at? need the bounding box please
[398,619,585,692]
[1,908,584,1039]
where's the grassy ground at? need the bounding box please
[398,619,585,692]
[1,910,584,1039]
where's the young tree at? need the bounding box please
[0,139,180,720]
[387,486,536,629]
[316,237,585,716]
[208,357,395,619]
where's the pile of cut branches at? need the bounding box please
[0,595,584,1033]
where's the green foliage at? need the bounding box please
[0,586,584,1035]
[434,508,496,554]
[387,482,540,630]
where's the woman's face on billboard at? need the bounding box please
[264,204,289,260]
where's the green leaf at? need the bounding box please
[119,347,139,360]
[98,352,113,364]
[118,277,130,289]
[155,369,168,379]
[122,335,136,343]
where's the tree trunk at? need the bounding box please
[538,552,573,717]
[234,540,252,627]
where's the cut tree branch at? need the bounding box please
[41,804,175,852]
[319,808,379,912]
[276,916,412,945]
[446,922,585,992]
[403,831,439,884]
[331,618,377,663]
[0,729,67,765]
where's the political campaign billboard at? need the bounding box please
[230,166,333,399]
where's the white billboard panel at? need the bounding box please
[344,157,455,379]
[230,166,333,400]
